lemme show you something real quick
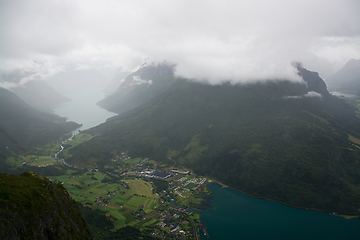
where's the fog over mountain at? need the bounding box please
[0,0,359,86]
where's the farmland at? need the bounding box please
[49,169,161,230]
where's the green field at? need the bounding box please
[126,179,158,199]
[184,183,197,189]
[125,157,142,163]
[124,195,149,209]
[48,170,160,230]
[6,157,23,167]
[7,155,58,167]
[29,156,57,167]
[61,134,93,157]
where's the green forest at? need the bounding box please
[64,65,360,214]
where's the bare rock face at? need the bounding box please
[0,172,94,240]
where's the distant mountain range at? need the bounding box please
[67,63,360,214]
[0,70,70,113]
[325,59,360,95]
[10,80,70,113]
[0,87,80,161]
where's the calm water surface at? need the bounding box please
[53,89,116,133]
[200,183,360,240]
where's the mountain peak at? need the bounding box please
[295,63,330,97]
[342,59,360,70]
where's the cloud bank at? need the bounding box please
[1,0,359,84]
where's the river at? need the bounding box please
[200,183,360,240]
[53,89,117,134]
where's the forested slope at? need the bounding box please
[0,172,94,240]
[0,87,80,159]
[69,64,360,214]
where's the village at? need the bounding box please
[18,135,211,239]
[45,148,209,239]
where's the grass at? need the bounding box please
[177,194,204,209]
[141,218,158,228]
[190,213,200,220]
[147,211,160,219]
[348,134,360,145]
[126,179,158,199]
[125,157,142,163]
[47,170,162,231]
[106,210,126,229]
[116,193,134,205]
[124,195,149,209]
[30,156,56,166]
[6,157,23,167]
[184,183,197,189]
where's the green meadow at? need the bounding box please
[49,170,160,230]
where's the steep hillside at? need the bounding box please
[10,80,70,113]
[325,59,360,95]
[0,172,94,240]
[69,64,360,214]
[103,70,132,97]
[0,87,80,159]
[97,63,175,114]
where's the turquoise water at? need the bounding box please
[53,90,117,134]
[200,183,360,240]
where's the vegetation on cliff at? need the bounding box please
[0,172,94,239]
[0,87,81,160]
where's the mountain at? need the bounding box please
[97,63,175,113]
[10,80,70,113]
[0,87,80,160]
[325,59,360,95]
[0,70,70,113]
[68,64,360,214]
[103,70,132,97]
[0,172,94,240]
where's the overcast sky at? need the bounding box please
[0,0,359,84]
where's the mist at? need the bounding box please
[1,0,360,85]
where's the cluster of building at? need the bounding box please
[183,177,207,189]
[171,169,189,174]
[169,206,193,216]
[93,187,120,207]
[122,170,174,180]
[37,163,54,168]
[170,176,208,198]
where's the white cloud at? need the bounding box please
[1,0,359,84]
[283,91,322,99]
[304,91,322,98]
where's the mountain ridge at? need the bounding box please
[0,87,80,161]
[68,64,360,214]
[325,59,360,95]
[10,80,70,113]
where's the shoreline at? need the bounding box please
[204,180,360,220]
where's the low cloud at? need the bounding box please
[283,91,322,99]
[304,91,322,98]
[1,0,359,84]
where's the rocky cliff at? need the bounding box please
[0,172,94,240]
